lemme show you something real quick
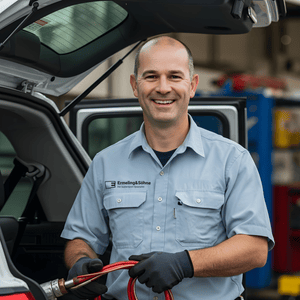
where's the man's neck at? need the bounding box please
[144,116,190,152]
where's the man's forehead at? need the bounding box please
[134,37,192,78]
[140,39,187,57]
[139,42,189,68]
[142,69,185,76]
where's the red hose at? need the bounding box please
[74,261,174,300]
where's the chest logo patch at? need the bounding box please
[105,180,151,189]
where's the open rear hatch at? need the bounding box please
[0,0,286,97]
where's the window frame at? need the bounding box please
[69,97,247,156]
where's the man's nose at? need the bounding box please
[156,77,172,94]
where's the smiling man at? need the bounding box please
[61,36,274,300]
[129,38,199,153]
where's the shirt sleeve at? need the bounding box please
[61,156,110,255]
[223,149,275,251]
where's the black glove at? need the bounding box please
[128,251,194,294]
[67,257,107,299]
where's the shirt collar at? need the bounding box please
[179,115,205,157]
[128,115,205,158]
[128,123,149,158]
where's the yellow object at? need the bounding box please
[274,110,292,148]
[274,109,300,148]
[278,275,300,296]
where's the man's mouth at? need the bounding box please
[153,99,175,105]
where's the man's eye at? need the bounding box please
[171,75,181,79]
[145,75,156,79]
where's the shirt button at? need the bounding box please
[153,297,158,300]
[196,198,201,203]
[160,171,164,176]
[117,198,122,203]
[158,197,162,202]
[156,226,161,231]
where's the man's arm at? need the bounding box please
[129,234,268,293]
[189,234,268,277]
[63,238,108,298]
[64,238,98,269]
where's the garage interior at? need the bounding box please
[1,1,300,299]
[53,3,300,299]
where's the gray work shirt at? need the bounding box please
[61,116,274,300]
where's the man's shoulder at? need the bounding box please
[199,127,246,153]
[94,131,139,159]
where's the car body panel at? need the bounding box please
[0,240,29,292]
[0,0,285,96]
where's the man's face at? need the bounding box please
[130,41,199,127]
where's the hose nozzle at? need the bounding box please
[40,278,69,300]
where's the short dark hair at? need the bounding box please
[133,36,194,80]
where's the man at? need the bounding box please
[61,36,274,300]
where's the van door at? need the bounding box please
[68,97,247,159]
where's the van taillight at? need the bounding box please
[0,292,35,300]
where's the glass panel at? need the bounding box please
[88,116,143,159]
[192,115,223,135]
[87,114,224,158]
[23,1,128,54]
[0,131,15,178]
[0,177,32,219]
[0,131,33,218]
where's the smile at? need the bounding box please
[153,100,175,104]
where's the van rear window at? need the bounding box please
[23,1,128,54]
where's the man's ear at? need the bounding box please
[190,74,199,98]
[130,74,138,97]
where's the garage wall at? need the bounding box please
[55,15,300,107]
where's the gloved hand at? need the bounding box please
[128,251,194,294]
[67,257,107,299]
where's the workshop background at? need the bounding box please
[26,2,300,300]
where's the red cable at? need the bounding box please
[73,261,174,300]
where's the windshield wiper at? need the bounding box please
[0,1,39,50]
[59,39,146,117]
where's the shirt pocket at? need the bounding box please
[103,192,146,249]
[175,190,224,248]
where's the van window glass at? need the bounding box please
[192,115,223,135]
[0,131,15,179]
[0,131,32,219]
[86,114,223,159]
[23,1,128,54]
[88,116,143,159]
